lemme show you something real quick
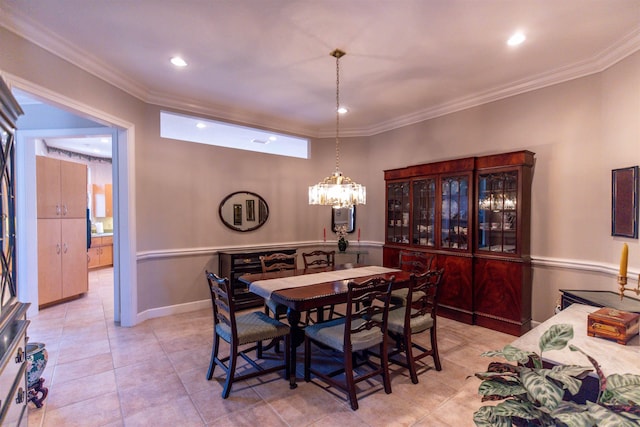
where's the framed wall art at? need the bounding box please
[612,166,638,238]
[246,199,255,221]
[233,204,242,226]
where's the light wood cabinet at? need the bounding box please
[36,156,88,307]
[37,219,88,306]
[88,236,113,269]
[36,156,87,219]
[105,183,113,217]
[92,183,113,218]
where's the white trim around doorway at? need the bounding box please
[5,72,138,327]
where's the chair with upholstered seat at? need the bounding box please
[385,268,444,384]
[391,250,435,306]
[205,271,291,398]
[301,250,338,324]
[302,250,335,269]
[259,253,297,353]
[259,252,297,319]
[304,276,395,410]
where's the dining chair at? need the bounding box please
[304,276,395,410]
[302,249,336,269]
[391,250,435,306]
[259,252,297,320]
[205,271,291,398]
[385,268,444,384]
[301,250,339,324]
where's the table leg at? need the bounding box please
[286,308,302,388]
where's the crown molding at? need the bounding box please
[0,5,149,102]
[3,5,639,139]
[361,27,640,137]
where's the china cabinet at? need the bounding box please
[384,157,475,324]
[473,151,534,335]
[384,151,534,335]
[0,77,29,427]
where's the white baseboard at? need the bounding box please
[136,299,210,324]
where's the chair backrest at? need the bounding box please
[406,268,444,322]
[344,276,395,348]
[260,253,297,273]
[399,250,434,273]
[302,250,335,269]
[205,270,237,340]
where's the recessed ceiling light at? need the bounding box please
[170,56,188,67]
[507,32,526,46]
[337,106,348,114]
[268,136,277,142]
[196,122,206,129]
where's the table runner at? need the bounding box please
[250,266,401,299]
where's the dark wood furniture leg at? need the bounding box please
[286,308,303,388]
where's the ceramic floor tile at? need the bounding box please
[166,343,212,374]
[158,329,213,354]
[114,354,175,390]
[110,339,165,369]
[46,370,117,410]
[177,364,222,396]
[56,338,111,365]
[264,381,348,425]
[191,382,263,424]
[41,391,122,427]
[307,409,372,427]
[206,401,288,427]
[122,395,204,426]
[51,352,114,385]
[117,373,187,418]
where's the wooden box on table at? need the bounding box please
[587,307,639,345]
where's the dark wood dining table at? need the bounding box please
[239,264,413,388]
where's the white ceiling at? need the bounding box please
[2,0,639,138]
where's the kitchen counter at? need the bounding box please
[91,232,113,237]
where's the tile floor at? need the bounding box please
[26,267,515,426]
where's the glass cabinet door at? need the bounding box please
[477,171,518,253]
[412,178,435,246]
[386,181,410,244]
[440,176,469,250]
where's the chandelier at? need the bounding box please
[309,49,366,209]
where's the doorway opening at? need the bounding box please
[11,83,137,326]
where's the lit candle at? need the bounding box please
[323,227,326,242]
[619,243,628,277]
[357,228,360,242]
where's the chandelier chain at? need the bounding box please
[335,51,340,172]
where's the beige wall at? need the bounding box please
[2,25,639,323]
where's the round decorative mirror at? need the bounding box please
[219,191,269,232]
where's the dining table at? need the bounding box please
[239,263,413,388]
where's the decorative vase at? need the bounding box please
[26,342,49,408]
[338,237,349,252]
